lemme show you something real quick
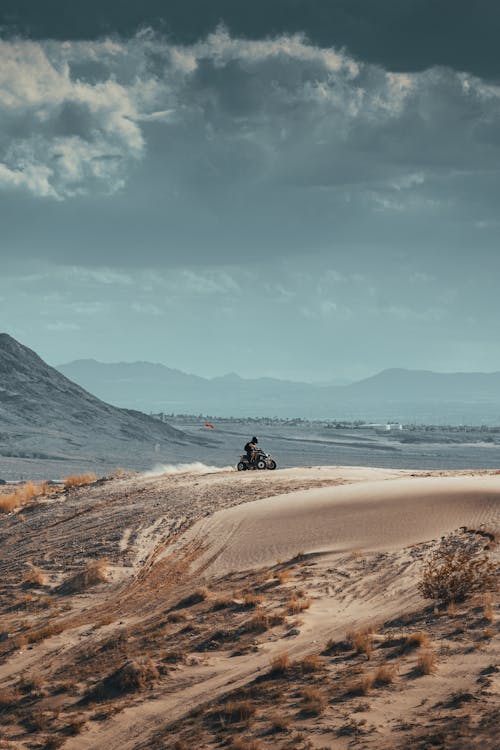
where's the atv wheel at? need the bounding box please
[256,459,266,470]
[267,460,277,470]
[237,462,247,471]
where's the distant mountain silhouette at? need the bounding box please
[0,334,209,471]
[57,359,500,424]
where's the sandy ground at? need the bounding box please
[0,465,498,750]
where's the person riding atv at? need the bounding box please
[244,437,259,466]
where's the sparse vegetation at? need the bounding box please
[286,594,311,615]
[221,699,256,723]
[0,481,57,513]
[23,566,47,587]
[404,631,430,650]
[269,652,290,675]
[177,588,209,608]
[374,663,398,685]
[347,627,375,659]
[419,536,498,603]
[415,650,438,676]
[298,654,322,673]
[58,558,108,594]
[63,473,97,489]
[300,686,326,715]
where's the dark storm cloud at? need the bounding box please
[1,28,499,270]
[2,1,500,79]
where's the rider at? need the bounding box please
[244,436,259,466]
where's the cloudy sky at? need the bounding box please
[1,1,499,382]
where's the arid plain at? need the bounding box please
[0,465,498,750]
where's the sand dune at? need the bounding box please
[184,474,500,577]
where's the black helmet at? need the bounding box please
[252,436,258,443]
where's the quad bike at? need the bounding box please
[237,449,277,471]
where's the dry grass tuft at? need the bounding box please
[374,663,398,685]
[177,588,209,608]
[275,569,291,585]
[229,739,262,750]
[19,672,45,695]
[58,558,107,594]
[347,628,374,659]
[404,631,430,650]
[221,699,256,723]
[91,658,159,700]
[298,654,322,673]
[242,592,263,608]
[419,536,499,603]
[415,650,438,676]
[0,480,56,513]
[23,565,47,587]
[300,686,326,715]
[63,473,97,489]
[269,713,290,732]
[483,593,494,622]
[269,652,290,675]
[286,594,312,615]
[347,672,375,696]
[0,688,19,709]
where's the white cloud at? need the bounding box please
[0,28,499,201]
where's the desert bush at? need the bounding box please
[346,628,374,659]
[415,650,438,676]
[298,654,322,673]
[243,609,270,633]
[275,569,291,585]
[0,688,19,709]
[221,699,256,723]
[58,558,107,594]
[177,588,209,608]
[242,593,263,609]
[346,673,375,696]
[23,566,47,587]
[419,536,498,603]
[0,481,49,513]
[63,473,97,489]
[374,663,398,685]
[269,652,290,675]
[112,659,159,692]
[286,595,311,615]
[269,713,290,732]
[404,631,430,650]
[483,593,494,622]
[300,686,326,715]
[67,718,86,735]
[230,739,262,750]
[19,672,45,694]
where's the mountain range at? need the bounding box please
[57,359,500,425]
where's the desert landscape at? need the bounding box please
[0,465,498,749]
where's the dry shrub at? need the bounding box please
[242,593,263,609]
[286,594,311,615]
[67,718,86,735]
[0,688,19,709]
[276,569,291,585]
[419,536,499,603]
[298,654,322,673]
[27,621,65,644]
[42,736,65,750]
[404,631,430,650]
[415,651,438,676]
[64,473,97,489]
[244,609,270,633]
[269,713,290,732]
[221,699,256,723]
[347,673,375,696]
[374,663,398,685]
[166,611,187,623]
[0,481,48,513]
[347,628,374,659]
[300,686,326,715]
[230,739,262,750]
[269,652,290,675]
[483,593,494,622]
[113,659,159,692]
[23,566,47,587]
[19,672,45,694]
[58,558,107,594]
[177,588,209,608]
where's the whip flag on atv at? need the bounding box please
[237,449,277,471]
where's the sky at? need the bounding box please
[1,1,500,382]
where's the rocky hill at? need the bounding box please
[0,334,213,479]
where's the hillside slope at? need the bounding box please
[0,334,212,478]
